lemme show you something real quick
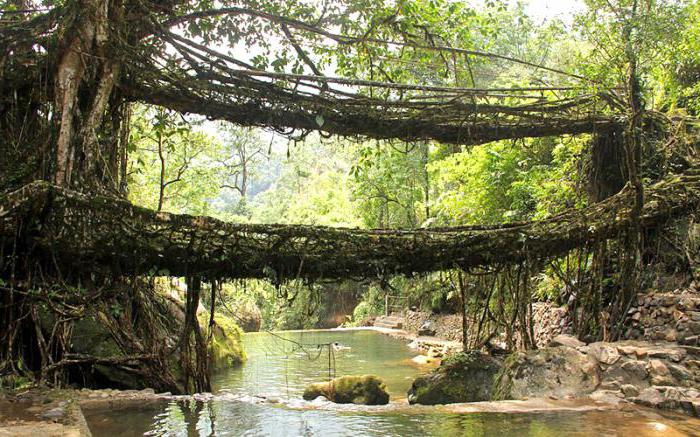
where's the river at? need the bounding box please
[84,329,700,436]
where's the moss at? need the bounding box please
[198,311,246,371]
[0,374,33,391]
[491,352,521,401]
[303,375,390,405]
[71,315,122,357]
[407,351,502,405]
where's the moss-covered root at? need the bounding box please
[303,375,390,405]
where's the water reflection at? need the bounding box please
[86,399,700,436]
[83,330,700,436]
[213,329,429,400]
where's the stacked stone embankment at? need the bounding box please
[624,292,700,345]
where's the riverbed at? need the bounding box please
[82,329,700,436]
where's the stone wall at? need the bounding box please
[625,291,700,345]
[396,289,700,348]
[531,289,700,347]
[403,310,463,342]
[531,302,571,348]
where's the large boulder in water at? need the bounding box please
[408,351,501,405]
[303,375,390,405]
[408,346,600,405]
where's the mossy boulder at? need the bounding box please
[302,375,390,405]
[408,347,601,405]
[198,312,246,371]
[407,351,501,405]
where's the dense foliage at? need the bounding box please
[2,0,700,395]
[116,0,700,331]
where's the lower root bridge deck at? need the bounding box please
[2,166,700,282]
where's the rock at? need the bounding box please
[649,359,670,376]
[418,320,437,336]
[635,387,663,407]
[589,343,621,365]
[411,355,438,365]
[407,351,501,405]
[621,360,648,380]
[599,380,621,391]
[494,347,599,401]
[649,359,676,385]
[647,348,686,363]
[668,363,692,383]
[589,390,625,404]
[616,345,640,356]
[303,375,389,405]
[685,388,700,398]
[231,302,262,332]
[548,335,584,348]
[686,360,700,370]
[680,399,699,417]
[41,407,65,420]
[687,321,700,335]
[680,335,699,346]
[198,312,246,371]
[663,386,683,400]
[621,384,640,398]
[427,347,444,358]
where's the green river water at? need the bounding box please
[84,329,700,436]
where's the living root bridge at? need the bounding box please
[2,168,700,281]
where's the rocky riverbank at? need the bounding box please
[408,335,700,417]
